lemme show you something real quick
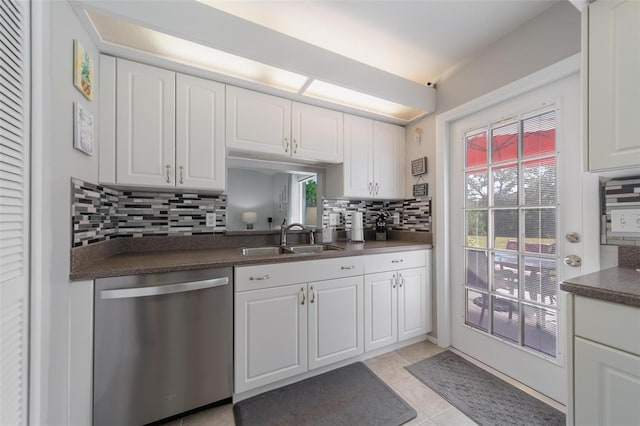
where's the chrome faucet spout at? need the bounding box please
[280,223,307,246]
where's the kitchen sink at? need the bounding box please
[241,245,343,257]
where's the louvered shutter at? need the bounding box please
[0,0,30,425]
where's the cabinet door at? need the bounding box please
[226,86,291,156]
[291,102,343,163]
[373,121,405,199]
[397,267,428,341]
[116,59,175,187]
[308,276,363,370]
[176,74,225,191]
[235,284,307,393]
[364,271,397,352]
[343,114,374,198]
[589,0,640,171]
[574,337,640,426]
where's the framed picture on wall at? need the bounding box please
[73,39,94,101]
[74,102,94,156]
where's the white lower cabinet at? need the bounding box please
[234,258,364,394]
[364,266,427,352]
[234,284,307,394]
[308,276,364,370]
[574,337,640,426]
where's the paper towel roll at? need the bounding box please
[351,212,364,242]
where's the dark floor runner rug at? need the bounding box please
[405,350,564,426]
[233,362,416,426]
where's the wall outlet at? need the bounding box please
[329,213,339,226]
[392,212,400,225]
[206,213,216,228]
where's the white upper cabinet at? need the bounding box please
[226,86,344,163]
[588,0,640,171]
[176,74,225,191]
[116,59,176,187]
[102,58,226,192]
[327,114,405,199]
[292,102,343,163]
[226,86,292,156]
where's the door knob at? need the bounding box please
[563,255,582,267]
[565,232,581,243]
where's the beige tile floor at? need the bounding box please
[166,341,477,426]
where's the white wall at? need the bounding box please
[405,0,581,338]
[31,1,100,424]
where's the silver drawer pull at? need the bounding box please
[250,274,270,281]
[391,259,404,264]
[341,265,355,270]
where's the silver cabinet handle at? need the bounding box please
[249,274,270,281]
[310,286,315,303]
[179,165,184,184]
[341,265,355,270]
[392,274,397,289]
[293,138,298,154]
[166,164,171,183]
[391,259,404,264]
[375,182,379,195]
[368,182,373,195]
[300,287,306,305]
[101,277,228,299]
[398,272,404,287]
[284,137,290,153]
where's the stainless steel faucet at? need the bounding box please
[280,223,315,246]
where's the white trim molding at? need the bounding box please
[434,53,582,347]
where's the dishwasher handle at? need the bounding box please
[101,277,229,300]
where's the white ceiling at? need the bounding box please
[200,0,560,84]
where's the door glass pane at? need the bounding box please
[466,289,488,331]
[493,209,518,250]
[466,130,488,167]
[493,164,518,206]
[524,157,556,206]
[492,252,519,298]
[466,250,488,291]
[524,209,556,254]
[492,122,518,163]
[466,171,488,208]
[523,256,557,306]
[523,304,556,356]
[467,210,488,248]
[523,110,556,157]
[492,296,519,343]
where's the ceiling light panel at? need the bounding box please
[88,11,309,93]
[304,80,425,122]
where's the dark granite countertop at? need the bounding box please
[70,237,432,281]
[560,267,640,308]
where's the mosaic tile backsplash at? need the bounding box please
[322,197,431,232]
[72,178,432,247]
[601,176,640,246]
[72,178,226,247]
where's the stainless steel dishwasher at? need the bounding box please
[93,267,233,426]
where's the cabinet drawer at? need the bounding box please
[364,250,426,274]
[235,257,364,292]
[575,296,640,355]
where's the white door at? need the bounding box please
[0,0,29,424]
[574,337,640,426]
[292,102,343,163]
[116,59,175,187]
[234,284,307,393]
[449,72,581,404]
[308,276,363,370]
[373,121,404,199]
[343,114,374,198]
[225,86,291,156]
[364,271,397,352]
[398,267,428,341]
[176,74,225,191]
